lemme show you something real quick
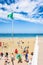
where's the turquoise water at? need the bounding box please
[0,33,43,38]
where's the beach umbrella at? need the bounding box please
[16,54,22,59]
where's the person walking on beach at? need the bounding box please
[25,49,29,62]
[4,52,10,65]
[18,55,22,63]
[11,53,15,65]
[28,52,33,65]
[0,52,3,60]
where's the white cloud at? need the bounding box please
[13,13,43,24]
[0,0,43,24]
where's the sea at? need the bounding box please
[0,33,43,38]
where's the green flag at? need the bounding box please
[7,13,13,19]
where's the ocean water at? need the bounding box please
[0,33,43,38]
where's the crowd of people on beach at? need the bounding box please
[0,48,33,65]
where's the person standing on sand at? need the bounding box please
[11,53,15,65]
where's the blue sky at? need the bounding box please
[0,19,43,33]
[0,0,43,33]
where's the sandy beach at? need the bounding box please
[0,37,35,54]
[0,37,43,65]
[0,37,36,65]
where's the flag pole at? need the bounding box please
[12,17,14,38]
[7,12,14,53]
[11,13,14,52]
[8,12,14,37]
